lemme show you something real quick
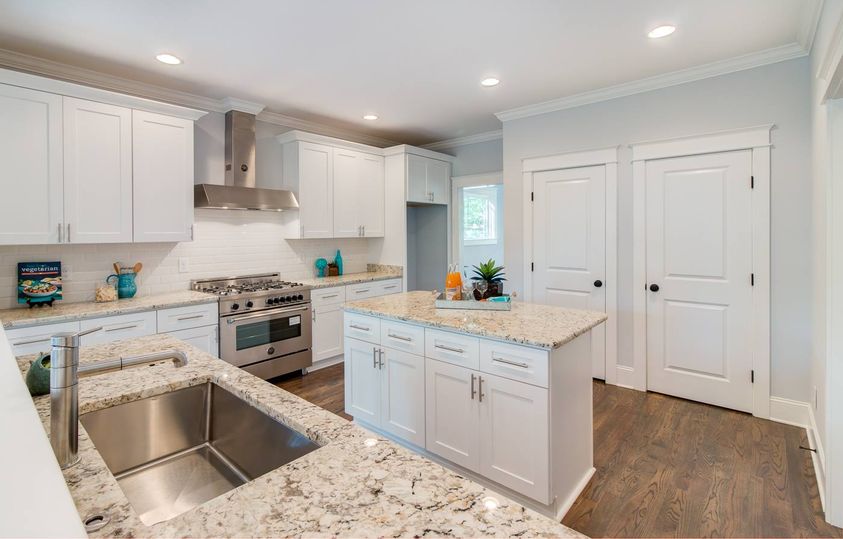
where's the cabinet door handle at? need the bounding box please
[378,348,384,369]
[387,332,412,342]
[58,223,63,243]
[66,223,71,243]
[491,355,529,369]
[105,324,139,332]
[177,314,204,321]
[470,373,477,400]
[349,323,371,331]
[478,376,484,402]
[435,343,465,354]
[373,347,378,368]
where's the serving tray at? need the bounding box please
[434,293,512,311]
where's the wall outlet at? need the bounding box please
[178,257,190,273]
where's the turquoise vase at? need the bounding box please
[335,250,343,276]
[107,272,137,299]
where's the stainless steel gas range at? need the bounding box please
[191,273,312,379]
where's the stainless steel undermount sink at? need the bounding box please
[80,382,320,526]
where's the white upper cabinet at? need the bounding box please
[132,110,195,242]
[63,97,133,243]
[0,85,63,245]
[279,131,384,239]
[406,154,451,205]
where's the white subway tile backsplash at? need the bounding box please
[0,210,368,309]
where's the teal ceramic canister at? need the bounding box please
[107,272,137,299]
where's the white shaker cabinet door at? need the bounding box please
[406,154,429,203]
[166,325,219,357]
[132,110,194,242]
[478,372,549,503]
[313,302,344,361]
[63,97,133,244]
[425,158,450,205]
[380,347,425,447]
[359,152,385,237]
[332,148,360,237]
[298,142,333,238]
[424,358,480,472]
[344,337,380,424]
[0,85,63,245]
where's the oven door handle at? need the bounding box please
[225,305,309,324]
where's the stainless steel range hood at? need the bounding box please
[194,110,299,211]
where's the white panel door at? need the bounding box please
[344,337,380,424]
[298,142,333,238]
[313,303,343,361]
[359,153,385,237]
[332,148,360,237]
[132,110,194,242]
[533,165,607,379]
[479,372,549,503]
[424,358,480,472]
[645,150,753,412]
[380,347,425,447]
[0,85,63,245]
[426,158,450,204]
[63,98,133,243]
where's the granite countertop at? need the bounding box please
[344,290,607,349]
[0,291,218,330]
[16,335,583,538]
[300,264,403,289]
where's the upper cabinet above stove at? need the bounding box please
[278,131,385,239]
[0,68,205,246]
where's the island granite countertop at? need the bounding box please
[344,290,607,349]
[15,334,584,538]
[0,290,218,330]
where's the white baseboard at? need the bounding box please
[614,365,636,389]
[309,355,343,372]
[768,396,826,512]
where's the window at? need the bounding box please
[463,185,498,245]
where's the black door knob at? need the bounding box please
[594,280,603,288]
[649,284,660,292]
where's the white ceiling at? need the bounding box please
[0,0,817,145]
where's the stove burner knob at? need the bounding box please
[266,298,273,305]
[286,295,294,303]
[230,303,240,311]
[246,300,254,308]
[270,297,278,304]
[297,294,304,301]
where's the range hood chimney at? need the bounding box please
[194,110,299,211]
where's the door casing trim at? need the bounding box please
[630,125,773,418]
[522,146,619,384]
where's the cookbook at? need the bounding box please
[18,262,62,305]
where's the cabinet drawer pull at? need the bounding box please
[387,332,412,342]
[321,293,339,299]
[177,314,204,321]
[435,343,465,354]
[491,355,529,369]
[349,323,371,332]
[105,324,139,332]
[13,336,51,346]
[383,285,398,290]
[354,289,370,294]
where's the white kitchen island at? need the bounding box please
[343,290,607,520]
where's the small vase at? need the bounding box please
[335,250,343,276]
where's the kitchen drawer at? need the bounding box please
[165,325,219,357]
[344,312,380,345]
[346,281,382,300]
[157,302,219,333]
[376,278,402,296]
[479,340,549,388]
[425,328,479,370]
[5,321,81,356]
[380,319,424,356]
[81,311,157,345]
[312,286,346,307]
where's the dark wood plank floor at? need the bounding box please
[275,364,841,538]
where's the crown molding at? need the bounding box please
[421,129,502,151]
[0,47,401,146]
[382,144,456,162]
[798,0,824,53]
[495,42,808,122]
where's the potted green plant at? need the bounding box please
[470,259,506,298]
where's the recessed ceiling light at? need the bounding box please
[480,77,500,87]
[647,25,676,39]
[363,114,378,121]
[156,53,182,65]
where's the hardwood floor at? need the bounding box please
[275,364,841,538]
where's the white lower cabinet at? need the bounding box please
[313,304,344,361]
[81,311,157,345]
[344,335,426,447]
[5,321,81,356]
[164,325,218,356]
[425,358,480,471]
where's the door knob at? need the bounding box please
[649,284,660,292]
[593,280,603,288]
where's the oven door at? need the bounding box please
[219,304,312,367]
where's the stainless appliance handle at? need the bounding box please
[491,355,529,369]
[225,305,308,324]
[434,343,465,354]
[386,332,412,343]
